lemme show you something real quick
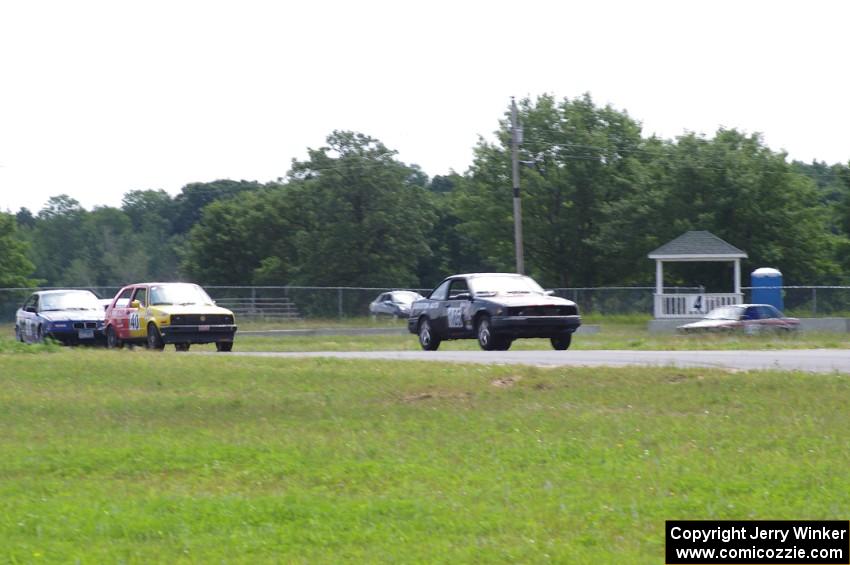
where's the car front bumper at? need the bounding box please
[46,327,105,343]
[159,324,238,344]
[491,315,582,338]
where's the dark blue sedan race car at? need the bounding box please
[15,289,106,345]
[408,273,581,351]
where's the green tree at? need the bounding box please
[600,130,840,288]
[121,189,179,280]
[286,131,435,287]
[0,213,37,287]
[172,180,263,234]
[183,186,301,285]
[30,195,87,285]
[455,94,647,287]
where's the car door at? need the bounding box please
[111,287,135,339]
[445,278,474,338]
[741,306,765,333]
[757,305,786,330]
[127,286,149,341]
[19,294,38,342]
[425,279,452,338]
[380,293,395,315]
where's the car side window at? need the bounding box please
[133,288,148,307]
[115,288,133,308]
[448,279,470,299]
[430,281,451,301]
[383,294,393,302]
[759,306,778,319]
[23,295,36,311]
[744,307,760,320]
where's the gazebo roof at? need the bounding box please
[648,230,747,260]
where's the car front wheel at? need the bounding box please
[106,326,123,349]
[550,333,572,350]
[175,343,190,352]
[418,319,440,351]
[477,315,507,351]
[147,323,165,351]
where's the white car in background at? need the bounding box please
[369,291,424,318]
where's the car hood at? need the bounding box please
[37,309,105,322]
[477,294,577,308]
[678,319,737,329]
[149,304,235,316]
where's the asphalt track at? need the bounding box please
[228,349,850,373]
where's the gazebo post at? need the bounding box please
[654,260,664,318]
[734,259,741,296]
[656,260,663,295]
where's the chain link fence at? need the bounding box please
[2,285,848,321]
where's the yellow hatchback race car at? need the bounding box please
[104,282,237,351]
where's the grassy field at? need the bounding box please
[2,346,849,563]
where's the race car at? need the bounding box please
[677,304,799,334]
[15,289,106,345]
[368,290,424,318]
[104,282,237,351]
[408,273,581,351]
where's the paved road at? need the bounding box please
[228,349,850,373]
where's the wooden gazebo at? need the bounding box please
[648,231,748,318]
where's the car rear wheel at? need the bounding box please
[15,325,23,342]
[550,333,572,351]
[418,318,440,351]
[106,326,123,349]
[174,343,190,352]
[147,323,165,351]
[216,341,233,352]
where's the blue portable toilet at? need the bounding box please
[751,268,783,311]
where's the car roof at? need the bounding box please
[126,282,198,286]
[447,272,527,279]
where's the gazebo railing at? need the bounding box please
[654,293,743,318]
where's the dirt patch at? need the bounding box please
[491,376,521,388]
[402,391,472,402]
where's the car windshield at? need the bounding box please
[392,291,422,304]
[39,291,102,311]
[150,284,214,306]
[468,275,545,297]
[704,306,744,320]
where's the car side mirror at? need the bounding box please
[544,290,555,296]
[130,300,141,309]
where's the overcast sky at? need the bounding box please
[1,0,848,213]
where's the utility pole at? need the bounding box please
[511,97,524,274]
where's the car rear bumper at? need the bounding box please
[160,324,237,344]
[491,315,582,338]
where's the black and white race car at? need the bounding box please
[408,273,581,351]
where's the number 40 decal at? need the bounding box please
[129,312,140,330]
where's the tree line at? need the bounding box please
[2,94,850,291]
